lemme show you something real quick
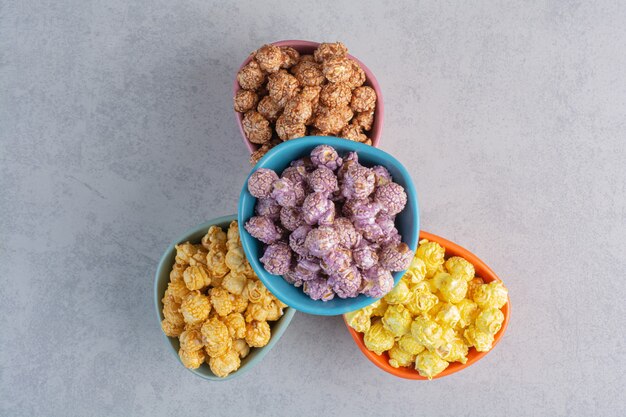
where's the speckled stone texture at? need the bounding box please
[1,1,625,416]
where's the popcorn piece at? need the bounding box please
[310,144,343,171]
[353,110,374,131]
[165,279,190,304]
[242,111,272,144]
[209,348,241,378]
[302,192,336,226]
[245,302,269,323]
[304,225,338,257]
[382,304,412,338]
[340,165,375,200]
[260,242,292,275]
[207,247,229,279]
[370,298,388,316]
[249,143,271,165]
[345,59,366,89]
[234,89,259,113]
[404,282,438,315]
[405,257,427,284]
[265,299,285,321]
[437,272,468,304]
[320,82,352,108]
[364,319,395,355]
[411,316,443,351]
[221,272,247,295]
[161,319,183,337]
[248,168,279,198]
[179,348,206,369]
[415,350,449,380]
[308,166,338,196]
[314,42,348,62]
[445,256,475,282]
[255,197,282,221]
[379,242,414,271]
[313,108,348,135]
[464,325,494,352]
[245,321,272,347]
[333,217,361,249]
[280,46,299,69]
[436,337,468,364]
[202,317,232,357]
[233,338,251,359]
[328,266,362,298]
[435,303,461,328]
[283,96,313,124]
[398,334,426,356]
[268,70,299,108]
[244,216,283,244]
[278,206,302,231]
[289,225,311,256]
[281,165,308,185]
[345,305,374,333]
[231,293,249,314]
[175,242,197,265]
[180,291,212,325]
[169,263,186,284]
[475,308,505,335]
[291,257,322,282]
[353,240,378,269]
[179,328,204,352]
[271,177,303,207]
[361,265,395,298]
[340,123,367,143]
[183,264,211,291]
[472,281,508,310]
[244,279,269,304]
[374,182,407,216]
[162,294,185,327]
[350,86,377,112]
[223,312,246,339]
[303,277,335,301]
[210,287,234,317]
[322,57,353,83]
[384,279,411,304]
[225,246,245,271]
[416,239,446,278]
[256,96,282,122]
[254,44,283,73]
[321,246,352,276]
[237,60,266,90]
[292,60,325,87]
[388,344,416,369]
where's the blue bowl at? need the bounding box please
[238,136,419,316]
[154,214,296,381]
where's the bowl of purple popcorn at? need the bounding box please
[238,136,419,315]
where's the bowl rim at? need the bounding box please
[232,39,385,153]
[238,136,419,316]
[343,230,511,380]
[153,214,297,381]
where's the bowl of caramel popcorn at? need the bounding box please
[154,214,296,380]
[233,40,384,164]
[344,231,510,379]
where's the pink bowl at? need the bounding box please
[232,40,385,153]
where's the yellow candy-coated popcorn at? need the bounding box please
[225,246,246,271]
[231,294,249,314]
[455,299,479,329]
[416,239,445,278]
[223,312,246,339]
[475,308,505,335]
[210,287,234,317]
[415,350,449,379]
[169,263,186,284]
[467,277,485,300]
[435,338,468,364]
[245,321,271,347]
[162,295,185,327]
[202,317,232,357]
[201,226,227,251]
[179,328,204,352]
[404,257,427,284]
[472,281,508,310]
[464,325,494,352]
[405,285,439,316]
[438,273,468,304]
[245,302,269,323]
[209,348,241,378]
[183,264,211,291]
[265,299,285,321]
[180,291,211,325]
[345,306,374,334]
[161,319,183,337]
[382,304,412,338]
[434,303,461,328]
[410,316,443,350]
[232,338,250,359]
[398,334,425,355]
[444,256,475,282]
[388,344,416,369]
[364,320,395,355]
[179,348,205,369]
[384,280,411,305]
[370,299,388,317]
[175,242,198,265]
[221,271,248,295]
[207,248,229,279]
[165,280,190,304]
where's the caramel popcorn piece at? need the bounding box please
[180,291,211,325]
[268,70,299,108]
[179,328,204,352]
[346,59,366,89]
[350,86,377,112]
[322,57,353,83]
[210,287,235,317]
[161,319,183,337]
[201,226,227,250]
[165,279,190,304]
[237,60,266,90]
[353,110,374,131]
[233,89,259,113]
[183,264,211,291]
[169,263,186,284]
[314,42,348,63]
[202,317,232,357]
[231,293,249,314]
[340,123,367,143]
[242,111,272,144]
[245,320,271,347]
[313,108,348,135]
[249,143,271,165]
[221,271,247,295]
[175,242,197,265]
[209,348,241,377]
[223,312,247,339]
[319,82,352,108]
[280,46,300,69]
[282,96,313,124]
[207,246,229,279]
[275,114,306,141]
[257,96,282,122]
[232,338,250,359]
[245,302,269,323]
[254,44,283,73]
[179,348,205,369]
[162,294,185,327]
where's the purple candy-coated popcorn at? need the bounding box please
[376,215,401,245]
[271,177,298,207]
[361,266,395,298]
[244,216,283,244]
[302,192,335,225]
[329,266,362,299]
[304,225,338,257]
[283,268,303,287]
[310,144,343,171]
[303,277,335,301]
[317,202,335,226]
[337,151,359,180]
[255,197,282,221]
[281,166,307,185]
[332,217,361,249]
[293,258,322,282]
[352,240,379,269]
[374,182,407,216]
[280,206,303,232]
[289,225,311,256]
[320,246,353,275]
[248,168,279,198]
[308,166,338,195]
[340,164,376,200]
[260,242,292,275]
[354,220,384,243]
[290,157,316,172]
[347,199,381,223]
[379,242,414,271]
[293,180,306,206]
[371,165,393,187]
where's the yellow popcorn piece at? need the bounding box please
[436,337,468,364]
[162,294,185,327]
[364,319,395,355]
[345,306,374,334]
[180,291,211,325]
[438,273,468,304]
[464,325,494,352]
[384,280,411,305]
[209,348,241,377]
[370,299,388,317]
[388,344,416,368]
[223,312,246,339]
[221,272,247,295]
[472,281,508,310]
[161,319,183,337]
[183,264,211,291]
[398,334,425,355]
[165,279,190,304]
[201,225,227,251]
[179,348,205,369]
[475,308,504,335]
[405,257,427,284]
[455,299,479,329]
[382,304,412,338]
[179,328,204,352]
[416,239,445,278]
[444,256,475,282]
[245,321,271,347]
[210,287,234,317]
[405,284,439,316]
[232,338,250,359]
[415,350,449,379]
[225,246,246,270]
[467,277,485,300]
[175,242,198,265]
[202,317,232,357]
[434,303,461,328]
[410,316,443,350]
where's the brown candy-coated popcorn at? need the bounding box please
[254,44,283,73]
[314,42,348,63]
[319,82,352,108]
[340,123,368,143]
[282,96,313,124]
[322,57,353,83]
[353,110,374,131]
[280,46,300,69]
[257,95,282,122]
[350,86,377,112]
[268,70,300,108]
[292,60,325,87]
[276,114,306,141]
[300,85,322,103]
[237,60,266,90]
[233,89,259,113]
[249,143,271,165]
[346,59,366,89]
[242,111,272,144]
[313,107,348,135]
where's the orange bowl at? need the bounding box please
[343,230,511,380]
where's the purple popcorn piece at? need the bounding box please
[354,220,384,244]
[283,268,303,287]
[304,225,338,257]
[361,266,395,298]
[337,151,359,180]
[271,177,298,207]
[320,246,353,275]
[376,215,401,245]
[260,242,292,275]
[293,257,322,282]
[379,242,414,271]
[371,165,393,187]
[290,157,316,172]
[255,197,282,221]
[244,215,283,244]
[328,266,362,299]
[374,182,407,216]
[347,199,381,223]
[289,225,311,256]
[303,276,335,301]
[248,168,279,199]
[352,240,379,269]
[281,165,307,185]
[310,144,343,171]
[307,166,338,195]
[280,206,303,231]
[340,164,376,200]
[302,192,335,225]
[332,217,361,248]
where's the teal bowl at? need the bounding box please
[154,214,296,381]
[238,136,419,316]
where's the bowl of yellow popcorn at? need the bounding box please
[344,231,510,379]
[233,40,384,164]
[154,214,296,380]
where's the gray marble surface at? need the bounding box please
[1,1,625,416]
